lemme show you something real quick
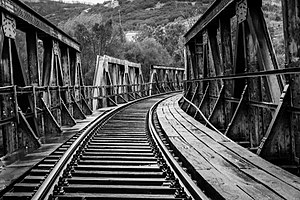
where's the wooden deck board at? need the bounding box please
[157,95,300,200]
[169,136,213,171]
[167,128,254,199]
[222,141,300,190]
[168,101,283,199]
[172,97,300,192]
[156,104,180,137]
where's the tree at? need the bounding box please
[74,24,91,47]
[135,24,154,42]
[74,24,94,84]
[104,24,126,58]
[59,12,102,35]
[92,19,113,56]
[90,19,126,58]
[72,20,126,85]
[124,38,172,81]
[153,23,186,67]
[135,22,186,68]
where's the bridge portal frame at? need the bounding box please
[183,0,300,171]
[92,55,145,110]
[150,65,184,95]
[0,0,93,160]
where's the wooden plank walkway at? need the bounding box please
[157,94,300,200]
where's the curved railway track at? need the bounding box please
[1,93,208,200]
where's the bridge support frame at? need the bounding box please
[0,1,94,160]
[92,55,144,110]
[182,0,300,169]
[150,65,184,96]
[282,0,300,165]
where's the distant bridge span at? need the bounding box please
[150,65,184,94]
[93,55,144,109]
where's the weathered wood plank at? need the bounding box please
[222,141,300,190]
[169,103,287,199]
[158,95,300,199]
[158,100,255,200]
[173,95,300,191]
[169,137,212,171]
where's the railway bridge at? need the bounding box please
[1,0,300,199]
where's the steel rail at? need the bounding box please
[31,101,121,200]
[30,90,181,200]
[148,98,210,200]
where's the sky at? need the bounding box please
[62,0,107,4]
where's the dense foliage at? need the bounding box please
[23,0,206,84]
[123,38,173,82]
[21,0,284,86]
[71,20,183,84]
[25,0,211,30]
[87,0,211,30]
[72,20,125,84]
[25,0,90,25]
[262,0,285,68]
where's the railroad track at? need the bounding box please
[1,93,208,200]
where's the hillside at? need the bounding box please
[88,0,211,30]
[23,0,212,30]
[20,0,214,84]
[20,0,284,83]
[22,0,283,39]
[23,0,91,25]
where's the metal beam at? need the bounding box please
[0,0,80,51]
[184,0,236,43]
[92,55,143,109]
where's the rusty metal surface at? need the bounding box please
[0,0,80,51]
[184,0,235,43]
[183,0,300,172]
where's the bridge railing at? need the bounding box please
[0,80,183,125]
[180,66,300,170]
[0,80,183,157]
[89,80,183,109]
[181,0,300,171]
[0,0,86,159]
[150,65,185,95]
